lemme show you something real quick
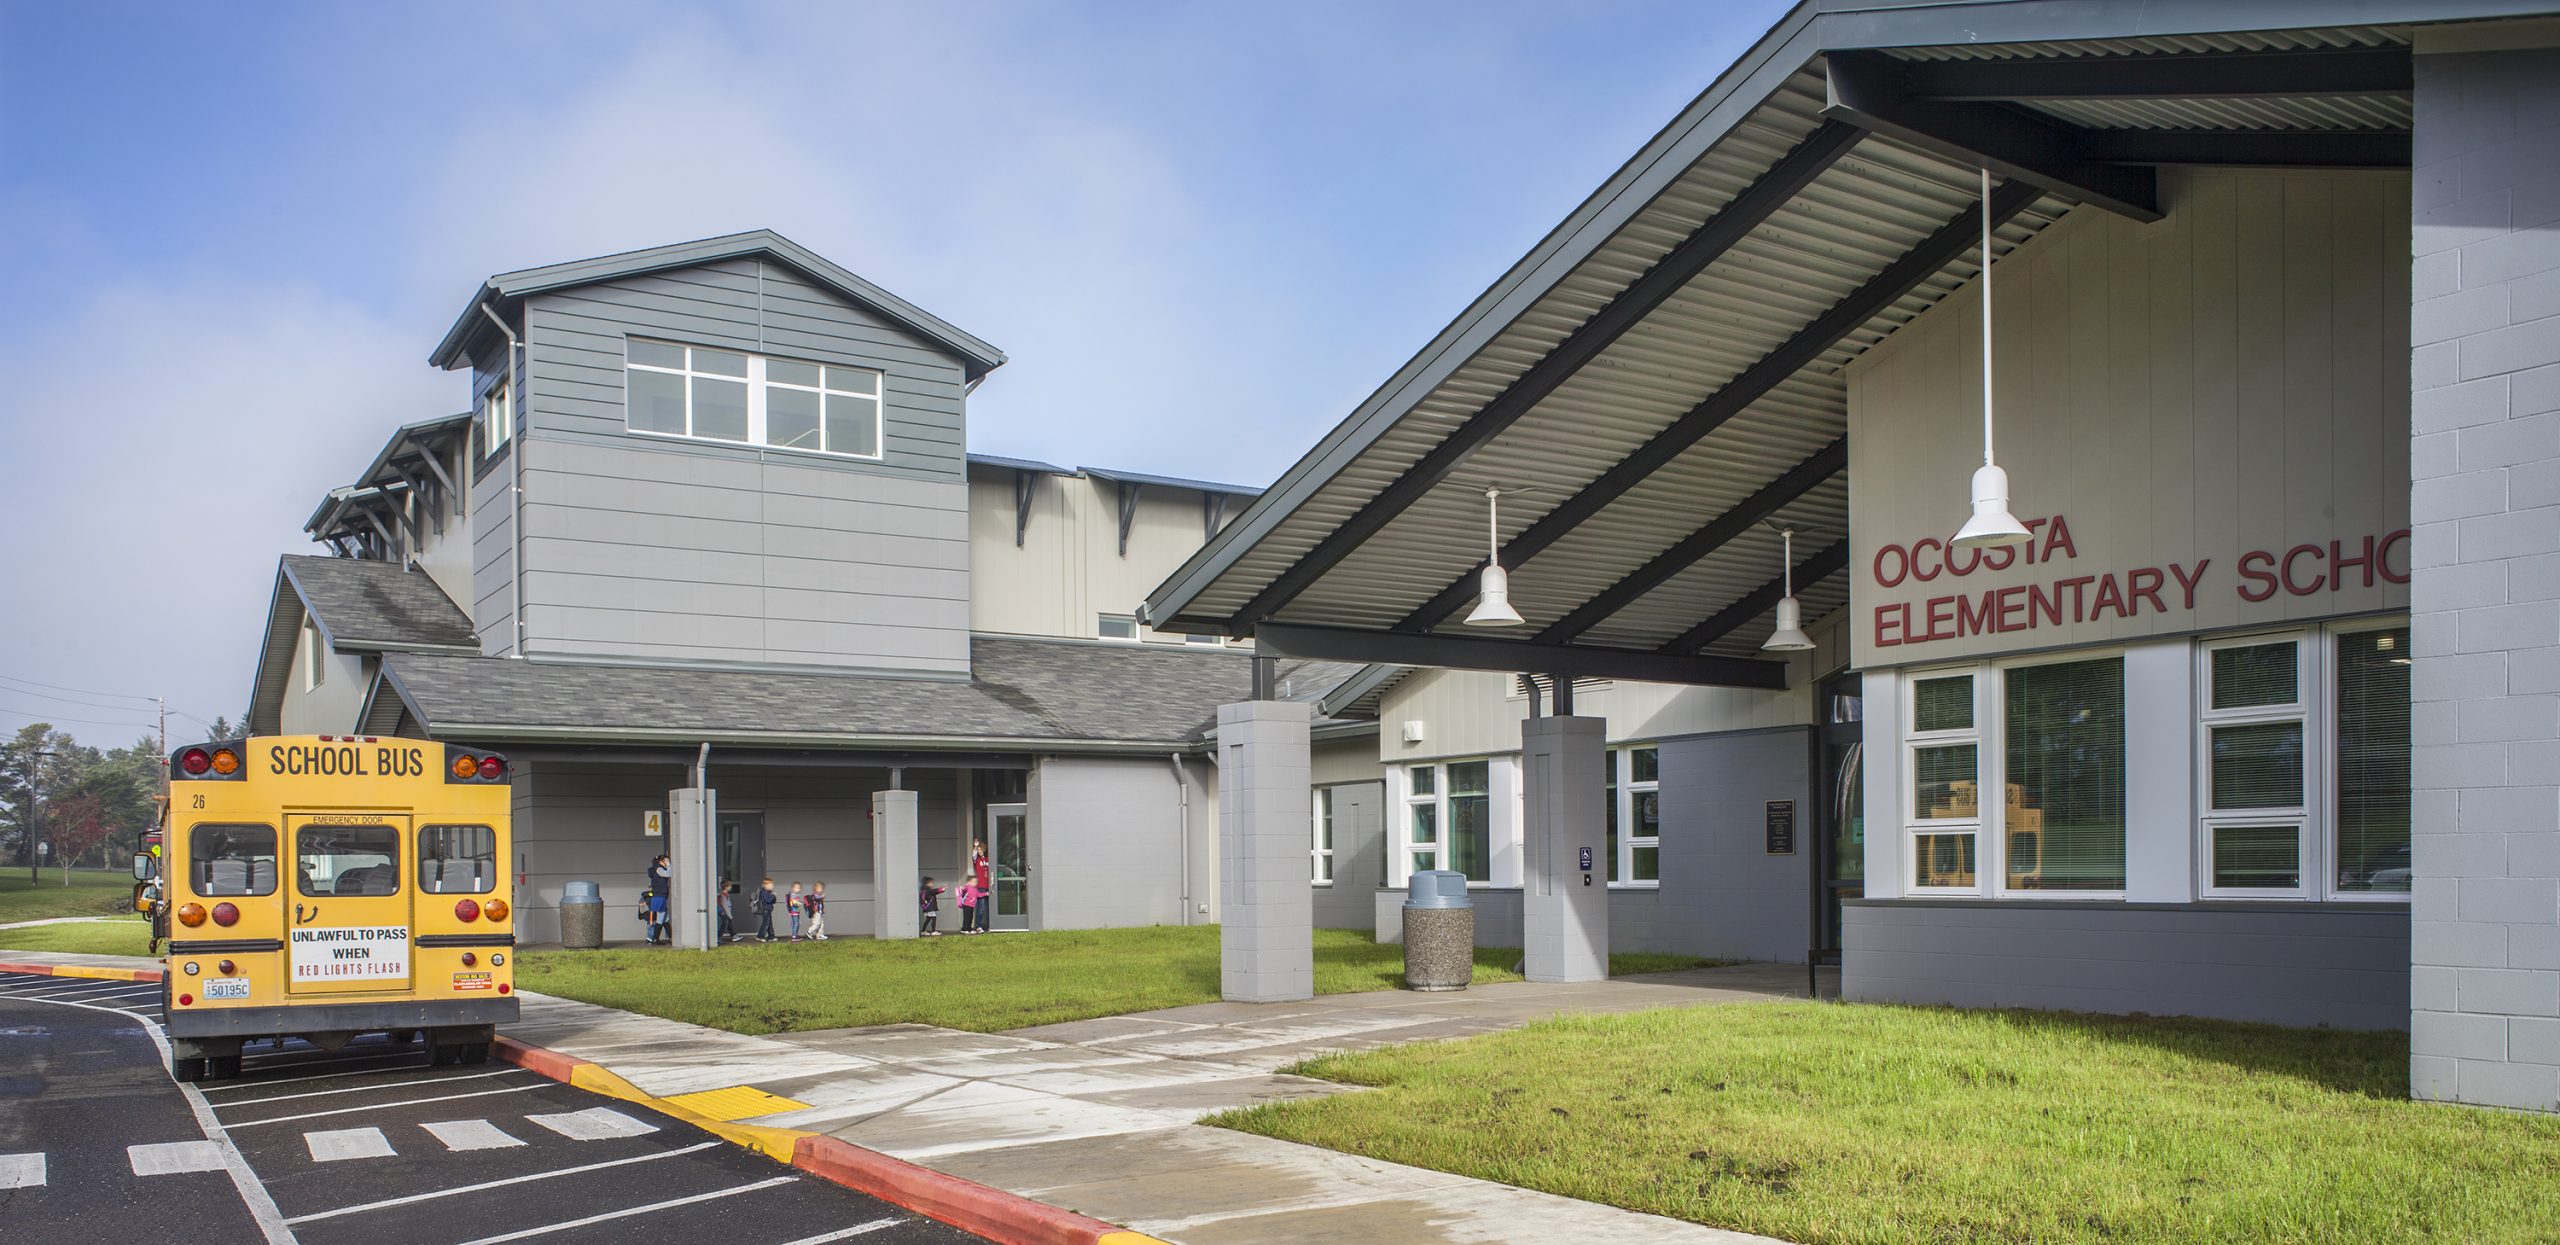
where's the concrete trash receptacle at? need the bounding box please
[1401,870,1474,991]
[560,880,604,950]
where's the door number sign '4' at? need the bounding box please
[289,926,411,981]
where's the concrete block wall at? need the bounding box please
[2410,41,2560,1112]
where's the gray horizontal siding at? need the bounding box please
[1842,900,2411,1030]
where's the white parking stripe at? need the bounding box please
[421,1119,524,1151]
[0,1152,44,1189]
[216,1067,523,1107]
[225,1083,544,1128]
[524,1107,658,1141]
[284,1140,722,1225]
[305,1127,397,1162]
[128,1140,226,1175]
[199,1054,425,1091]
[453,1176,798,1244]
[777,1221,906,1244]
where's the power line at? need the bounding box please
[1,705,162,731]
[0,682,165,713]
[0,673,157,703]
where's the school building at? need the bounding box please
[1144,1,2560,1113]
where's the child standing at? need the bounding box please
[716,880,736,944]
[753,878,779,942]
[786,883,805,942]
[919,877,944,935]
[956,879,981,935]
[806,882,829,941]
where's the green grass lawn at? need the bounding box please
[0,915,151,957]
[0,869,140,924]
[515,925,1703,1034]
[1209,1001,2560,1245]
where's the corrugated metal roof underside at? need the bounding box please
[1176,27,2411,662]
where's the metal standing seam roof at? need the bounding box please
[1141,1,2453,666]
[363,635,1368,751]
[425,229,1007,381]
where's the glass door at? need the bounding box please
[286,814,412,995]
[1816,676,1865,962]
[987,803,1029,930]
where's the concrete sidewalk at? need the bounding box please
[3,948,1809,1243]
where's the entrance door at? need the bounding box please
[986,803,1028,931]
[286,814,412,995]
[1815,676,1865,962]
[717,811,763,939]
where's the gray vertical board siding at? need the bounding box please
[1651,728,1818,964]
[2408,44,2560,1112]
[1312,781,1385,931]
[508,760,688,945]
[514,436,971,673]
[1841,900,2411,1030]
[1028,756,1189,929]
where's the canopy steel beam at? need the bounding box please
[1896,46,2411,101]
[1252,620,1788,690]
[1824,50,2161,222]
[1224,121,1867,629]
[1535,439,1846,644]
[2080,128,2410,168]
[1660,538,1850,655]
[1392,179,2038,634]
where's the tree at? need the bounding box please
[1,723,82,877]
[45,792,116,886]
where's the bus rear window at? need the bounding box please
[419,825,497,894]
[297,826,400,898]
[190,825,276,897]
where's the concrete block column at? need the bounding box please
[1217,699,1313,1002]
[2410,37,2560,1113]
[1521,715,1608,982]
[667,787,713,951]
[873,788,920,940]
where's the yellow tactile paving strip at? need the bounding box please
[660,1084,810,1122]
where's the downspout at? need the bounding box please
[1168,753,1192,925]
[693,742,712,952]
[477,300,528,659]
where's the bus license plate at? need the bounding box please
[204,978,251,1000]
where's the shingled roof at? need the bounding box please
[247,556,480,735]
[365,635,1364,751]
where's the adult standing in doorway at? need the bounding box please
[971,840,992,934]
[647,854,672,945]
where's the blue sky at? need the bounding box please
[0,0,1793,746]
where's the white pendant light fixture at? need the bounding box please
[1762,525,1815,652]
[1464,485,1525,627]
[1951,165,2032,550]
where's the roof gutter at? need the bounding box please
[418,721,1224,755]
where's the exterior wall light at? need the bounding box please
[1763,526,1816,652]
[1465,485,1525,626]
[1952,166,2031,551]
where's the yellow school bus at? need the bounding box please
[145,735,516,1081]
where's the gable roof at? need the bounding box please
[247,556,480,735]
[427,229,1007,381]
[362,634,1363,752]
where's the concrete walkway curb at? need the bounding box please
[0,958,161,982]
[491,1033,1169,1245]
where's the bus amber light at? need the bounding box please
[454,899,480,922]
[450,754,479,779]
[179,748,211,776]
[210,748,240,776]
[483,899,509,921]
[176,903,206,927]
[211,902,239,927]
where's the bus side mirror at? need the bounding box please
[132,853,154,881]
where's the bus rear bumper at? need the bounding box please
[167,996,519,1042]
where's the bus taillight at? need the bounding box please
[180,748,210,775]
[450,754,478,779]
[454,899,481,922]
[176,903,206,927]
[484,899,509,921]
[478,757,504,780]
[211,903,239,927]
[209,748,240,776]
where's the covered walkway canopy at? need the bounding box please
[1142,0,2479,688]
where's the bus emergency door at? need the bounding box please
[286,814,414,995]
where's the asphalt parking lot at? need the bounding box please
[0,970,985,1245]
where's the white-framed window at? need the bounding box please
[1096,614,1138,641]
[2331,623,2412,899]
[1184,632,1225,646]
[624,338,884,459]
[301,618,326,693]
[1602,745,1660,885]
[1312,786,1336,884]
[1999,652,2126,895]
[1904,668,1983,891]
[480,377,512,456]
[1401,760,1492,882]
[2197,634,2314,897]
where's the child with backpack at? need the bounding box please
[805,882,829,941]
[786,882,806,942]
[919,877,944,935]
[956,879,982,935]
[753,878,779,942]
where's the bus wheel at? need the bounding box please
[210,1055,243,1080]
[171,1056,206,1084]
[460,1043,490,1066]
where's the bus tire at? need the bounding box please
[210,1055,243,1080]
[461,1042,490,1066]
[171,1056,206,1084]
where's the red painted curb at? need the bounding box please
[0,960,163,982]
[791,1132,1137,1245]
[492,1034,583,1081]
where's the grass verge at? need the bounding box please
[0,869,139,924]
[1208,1001,2560,1245]
[0,915,151,956]
[516,925,1704,1034]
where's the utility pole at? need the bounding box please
[26,748,54,885]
